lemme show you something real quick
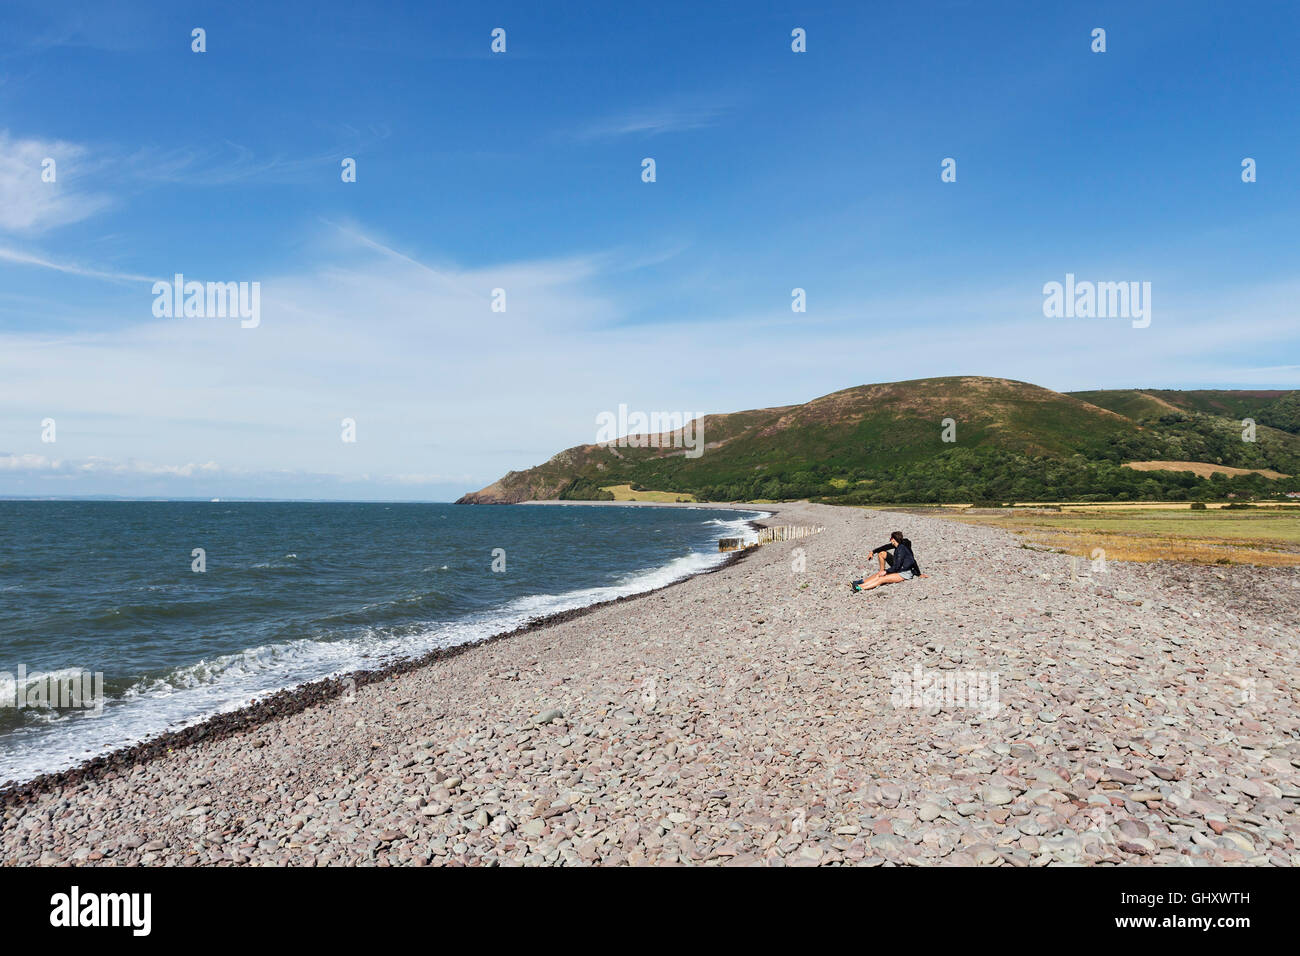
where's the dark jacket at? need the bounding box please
[872,540,921,575]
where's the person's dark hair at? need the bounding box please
[890,530,905,543]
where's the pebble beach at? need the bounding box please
[3,502,1298,866]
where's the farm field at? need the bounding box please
[600,484,698,503]
[905,504,1300,566]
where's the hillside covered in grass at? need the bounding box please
[457,377,1300,504]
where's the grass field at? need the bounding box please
[601,484,698,503]
[1123,459,1290,479]
[1014,501,1300,511]
[935,505,1300,566]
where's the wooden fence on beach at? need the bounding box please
[719,524,825,552]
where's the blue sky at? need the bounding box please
[1,0,1297,500]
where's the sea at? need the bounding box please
[0,501,765,784]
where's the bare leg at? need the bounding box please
[860,572,904,591]
[855,552,892,591]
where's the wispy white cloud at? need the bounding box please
[124,126,389,187]
[0,453,219,477]
[0,131,113,232]
[0,245,159,283]
[0,452,469,486]
[0,223,626,497]
[0,124,389,245]
[572,101,731,141]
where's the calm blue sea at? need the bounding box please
[0,501,764,784]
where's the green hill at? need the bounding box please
[458,377,1300,504]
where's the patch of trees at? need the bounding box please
[677,448,1300,504]
[558,476,614,500]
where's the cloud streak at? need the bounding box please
[0,452,219,477]
[0,245,159,283]
[0,131,113,233]
[571,102,731,141]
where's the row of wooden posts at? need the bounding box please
[718,524,825,552]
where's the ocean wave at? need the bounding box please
[0,510,761,784]
[0,666,94,702]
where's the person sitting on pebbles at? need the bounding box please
[851,531,922,592]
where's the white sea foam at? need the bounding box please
[0,667,92,703]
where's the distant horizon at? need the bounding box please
[0,495,453,503]
[4,374,1296,502]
